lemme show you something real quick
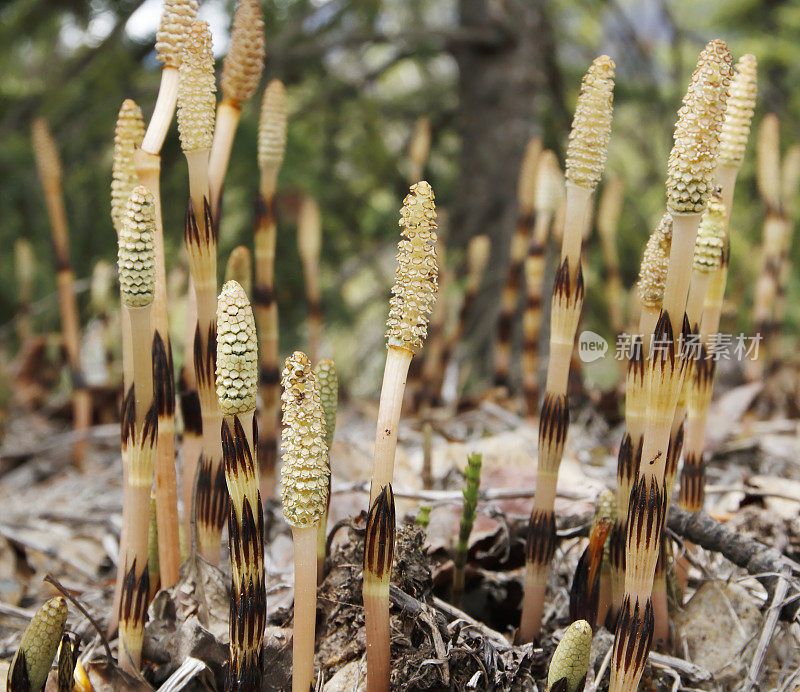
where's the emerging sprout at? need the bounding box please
[314,359,338,450]
[637,212,673,309]
[8,597,68,691]
[565,56,615,191]
[452,453,482,602]
[177,20,216,153]
[111,99,145,235]
[118,186,156,309]
[547,619,593,692]
[386,180,439,353]
[718,54,758,167]
[280,352,330,528]
[666,40,733,213]
[258,79,288,172]
[693,192,726,273]
[156,0,199,68]
[220,0,265,106]
[216,281,258,416]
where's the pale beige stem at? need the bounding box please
[662,213,702,321]
[292,526,319,692]
[129,307,154,423]
[715,162,739,224]
[561,183,593,281]
[185,150,211,225]
[141,67,180,156]
[118,304,155,674]
[364,579,391,692]
[369,346,413,506]
[208,98,242,219]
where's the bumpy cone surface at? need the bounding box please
[216,280,258,416]
[9,597,68,691]
[118,186,156,308]
[666,40,733,213]
[565,56,616,191]
[386,181,439,352]
[547,619,593,692]
[221,0,265,106]
[637,212,673,309]
[177,20,216,153]
[258,80,288,172]
[280,352,329,528]
[718,54,757,166]
[156,0,199,68]
[314,359,338,450]
[111,99,145,235]
[693,192,726,272]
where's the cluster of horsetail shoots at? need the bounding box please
[314,358,338,584]
[108,95,147,640]
[298,196,323,363]
[254,78,288,496]
[7,597,68,691]
[610,40,732,692]
[225,245,253,298]
[597,177,625,335]
[216,280,265,689]
[129,86,182,586]
[142,2,197,545]
[519,55,615,644]
[117,186,159,673]
[493,137,541,388]
[208,0,265,221]
[365,181,437,691]
[137,0,201,589]
[609,211,672,621]
[451,453,482,604]
[31,118,91,468]
[148,0,202,560]
[280,351,329,692]
[546,619,592,692]
[522,151,564,416]
[178,19,228,562]
[675,58,757,588]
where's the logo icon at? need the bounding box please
[578,330,608,363]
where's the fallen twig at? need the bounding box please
[667,506,800,621]
[333,480,589,504]
[741,566,792,691]
[44,573,114,665]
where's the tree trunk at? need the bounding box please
[448,0,566,379]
